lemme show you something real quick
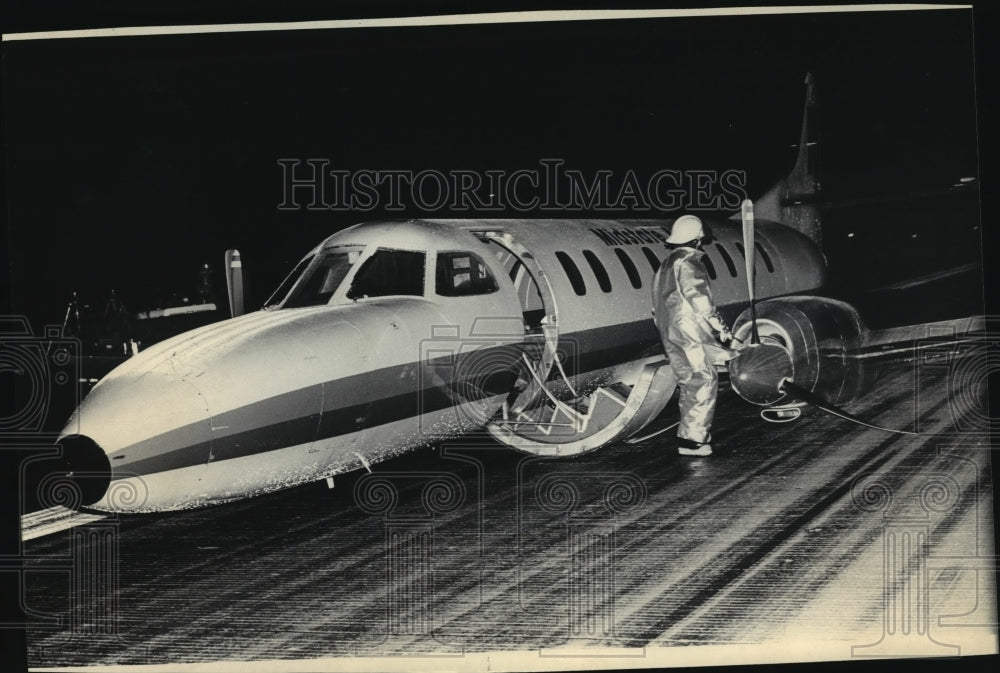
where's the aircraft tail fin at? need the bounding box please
[754,73,822,245]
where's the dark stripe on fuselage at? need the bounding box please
[110,318,664,477]
[121,386,464,477]
[114,341,526,475]
[555,320,660,381]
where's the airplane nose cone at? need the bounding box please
[61,435,113,505]
[64,363,213,456]
[51,308,376,511]
[55,355,215,511]
[26,434,113,511]
[52,309,346,511]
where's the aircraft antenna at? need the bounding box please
[741,199,760,344]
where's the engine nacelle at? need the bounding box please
[727,296,873,406]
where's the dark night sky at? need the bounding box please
[2,5,983,330]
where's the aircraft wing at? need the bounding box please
[844,315,986,364]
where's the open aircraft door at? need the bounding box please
[474,230,678,457]
[473,230,562,416]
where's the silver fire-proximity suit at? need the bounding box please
[652,246,727,445]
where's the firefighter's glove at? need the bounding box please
[706,314,732,345]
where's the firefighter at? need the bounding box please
[652,214,733,456]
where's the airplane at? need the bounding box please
[48,74,984,513]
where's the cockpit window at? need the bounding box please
[265,254,315,309]
[435,251,499,297]
[279,246,364,308]
[347,248,426,299]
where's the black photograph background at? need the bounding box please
[2,6,982,330]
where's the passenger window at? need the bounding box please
[436,251,499,297]
[641,246,661,272]
[755,242,775,273]
[614,248,642,289]
[715,243,738,277]
[582,250,612,293]
[555,251,587,296]
[701,251,717,280]
[347,248,426,299]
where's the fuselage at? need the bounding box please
[58,218,824,512]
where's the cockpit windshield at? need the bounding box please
[265,245,365,309]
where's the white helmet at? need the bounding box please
[666,214,705,244]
